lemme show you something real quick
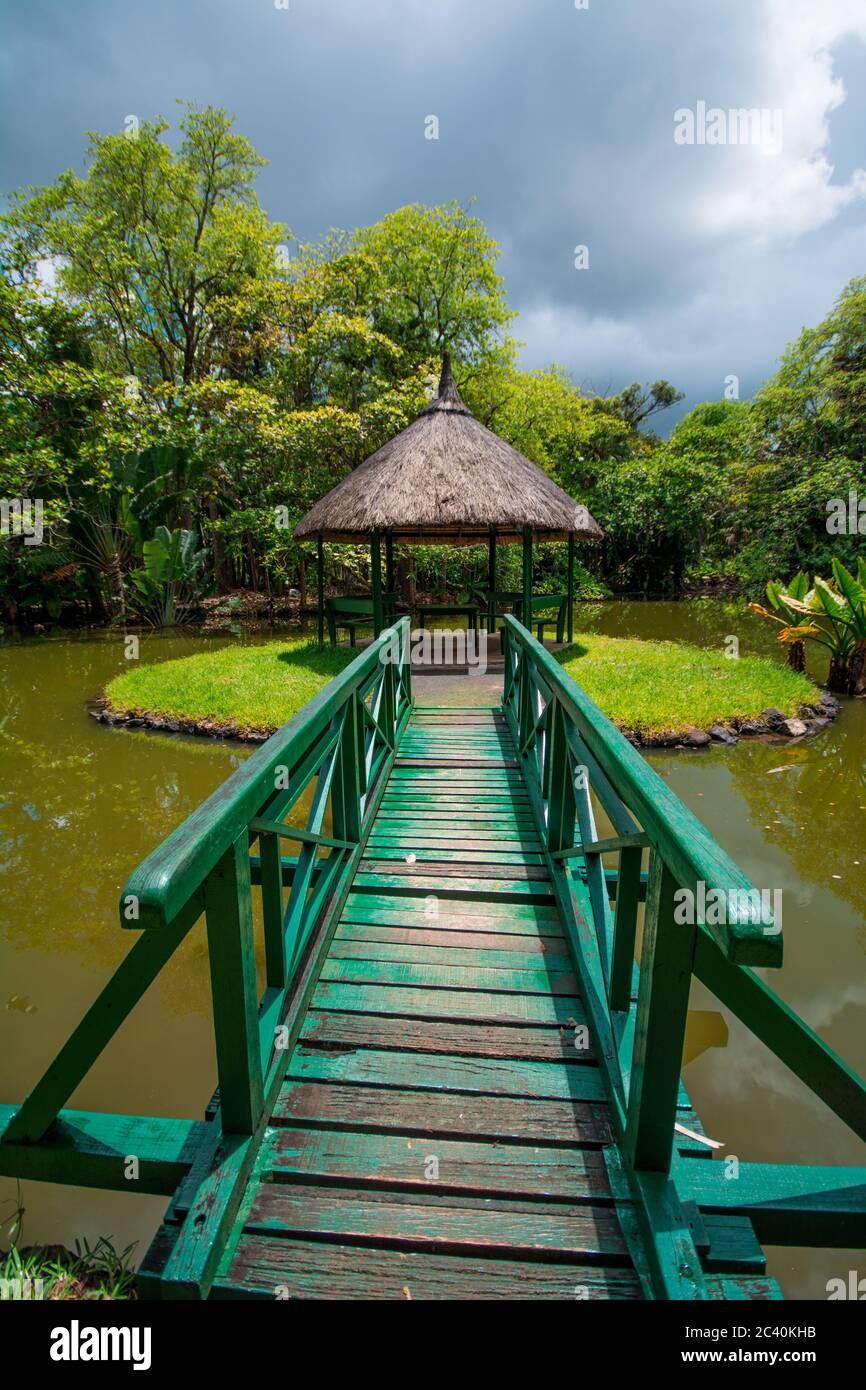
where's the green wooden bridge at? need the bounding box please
[2,617,864,1299]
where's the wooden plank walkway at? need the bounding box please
[204,707,781,1300]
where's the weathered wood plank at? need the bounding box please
[298,1010,593,1061]
[362,847,548,866]
[214,1236,642,1299]
[274,1081,613,1146]
[312,980,580,1025]
[287,1046,606,1100]
[343,891,562,928]
[318,957,580,996]
[242,1184,631,1263]
[267,1128,611,1202]
[334,922,568,954]
[326,939,574,974]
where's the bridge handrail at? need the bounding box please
[1,619,413,1153]
[501,615,866,1175]
[122,620,410,932]
[502,615,779,966]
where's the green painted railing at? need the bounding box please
[0,619,413,1189]
[502,616,866,1297]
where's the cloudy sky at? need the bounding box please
[3,0,866,428]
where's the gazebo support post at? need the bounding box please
[522,526,533,633]
[567,533,575,643]
[316,534,325,645]
[385,530,395,606]
[370,529,384,637]
[487,527,497,634]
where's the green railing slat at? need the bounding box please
[502,616,782,967]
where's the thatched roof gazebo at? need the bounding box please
[295,354,603,640]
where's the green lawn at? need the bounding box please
[105,631,820,741]
[105,640,356,735]
[556,633,818,738]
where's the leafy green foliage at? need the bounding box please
[129,526,210,627]
[1,100,863,625]
[750,558,866,693]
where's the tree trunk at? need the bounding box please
[207,500,230,592]
[826,654,849,693]
[848,640,866,697]
[785,640,805,673]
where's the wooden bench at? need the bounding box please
[416,603,481,632]
[326,595,399,646]
[526,594,568,643]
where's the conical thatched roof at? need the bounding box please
[294,355,603,545]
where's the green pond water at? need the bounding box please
[0,602,863,1297]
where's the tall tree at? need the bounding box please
[4,104,284,390]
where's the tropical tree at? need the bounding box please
[750,559,866,694]
[4,104,284,390]
[130,525,210,627]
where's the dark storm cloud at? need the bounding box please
[2,0,865,428]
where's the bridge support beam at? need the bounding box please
[0,1104,208,1195]
[679,1157,866,1249]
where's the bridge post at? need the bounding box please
[332,693,362,843]
[205,835,265,1136]
[624,852,696,1172]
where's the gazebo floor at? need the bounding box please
[330,630,569,677]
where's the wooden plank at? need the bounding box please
[326,939,574,974]
[312,980,580,1026]
[361,847,548,866]
[298,1010,593,1061]
[318,958,580,996]
[358,860,549,879]
[334,923,568,954]
[342,892,563,930]
[242,1183,631,1263]
[288,1047,606,1101]
[274,1081,613,1146]
[397,761,517,772]
[214,1236,642,1299]
[340,908,563,938]
[267,1127,611,1202]
[351,878,556,904]
[372,816,540,830]
[368,834,544,851]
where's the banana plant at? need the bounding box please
[130,526,209,627]
[749,558,866,695]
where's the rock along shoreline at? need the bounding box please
[88,691,842,750]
